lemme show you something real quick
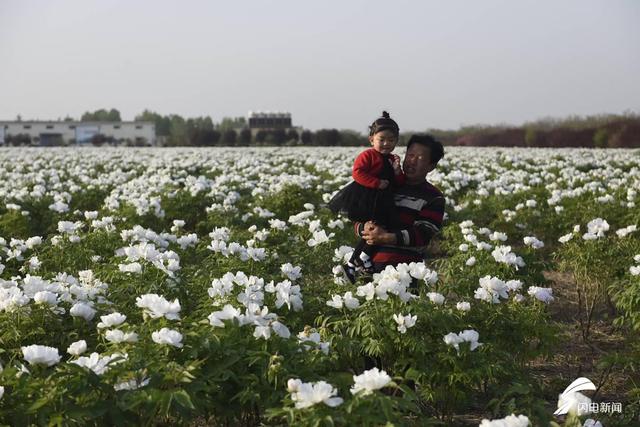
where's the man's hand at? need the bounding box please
[361,221,396,245]
[378,180,390,190]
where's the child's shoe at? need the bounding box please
[341,263,357,284]
[359,252,374,271]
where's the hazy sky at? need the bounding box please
[1,0,638,132]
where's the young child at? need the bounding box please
[328,111,405,282]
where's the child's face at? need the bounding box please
[369,130,398,155]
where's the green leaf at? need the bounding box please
[28,396,51,413]
[172,389,195,410]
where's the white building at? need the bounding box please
[0,121,156,146]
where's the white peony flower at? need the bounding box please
[326,295,343,309]
[289,379,343,409]
[253,325,271,340]
[307,230,334,247]
[476,241,493,251]
[443,332,463,351]
[616,225,637,238]
[505,280,522,292]
[70,301,97,321]
[22,345,62,366]
[459,220,474,228]
[523,236,544,249]
[527,286,554,303]
[105,329,139,344]
[393,313,417,334]
[246,247,266,261]
[350,367,392,395]
[583,218,609,240]
[459,330,482,350]
[333,245,354,263]
[474,275,510,304]
[297,330,330,354]
[268,219,287,230]
[28,256,41,271]
[50,201,69,213]
[287,378,302,392]
[271,321,291,339]
[426,292,445,305]
[72,352,126,375]
[208,304,241,327]
[456,301,471,312]
[444,330,482,353]
[489,231,508,242]
[67,340,87,356]
[33,291,58,306]
[118,262,142,274]
[356,282,375,301]
[280,263,302,281]
[491,246,525,269]
[151,328,183,348]
[114,377,150,391]
[479,413,530,427]
[97,312,127,329]
[136,294,181,320]
[558,233,573,243]
[343,291,360,310]
[84,211,99,220]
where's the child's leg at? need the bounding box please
[341,240,369,285]
[358,243,378,271]
[349,239,368,267]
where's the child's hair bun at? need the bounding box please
[369,111,399,136]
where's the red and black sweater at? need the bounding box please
[355,180,445,266]
[352,149,405,189]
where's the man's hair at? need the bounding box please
[407,134,444,165]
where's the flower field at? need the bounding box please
[0,146,639,426]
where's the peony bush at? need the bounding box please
[0,146,638,426]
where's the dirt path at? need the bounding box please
[530,271,630,404]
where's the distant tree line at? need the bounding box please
[133,109,369,147]
[429,112,640,148]
[12,108,638,148]
[130,109,640,148]
[81,108,122,122]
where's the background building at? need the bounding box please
[0,121,156,146]
[246,111,302,143]
[248,111,292,129]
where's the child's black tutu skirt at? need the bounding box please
[328,181,397,225]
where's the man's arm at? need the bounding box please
[355,196,445,247]
[393,196,445,247]
[359,221,397,245]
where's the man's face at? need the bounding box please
[403,143,434,184]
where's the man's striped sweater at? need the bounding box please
[355,180,445,267]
